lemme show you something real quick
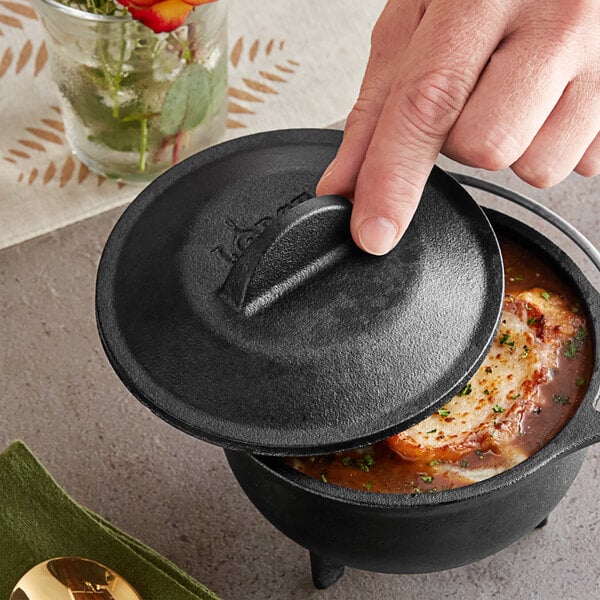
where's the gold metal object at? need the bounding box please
[10,557,142,600]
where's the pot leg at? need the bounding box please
[309,552,345,589]
[535,516,549,529]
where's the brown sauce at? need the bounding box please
[285,236,593,494]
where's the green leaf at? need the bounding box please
[160,63,211,136]
[207,51,228,116]
[457,382,472,396]
[59,63,167,154]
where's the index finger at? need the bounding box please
[352,0,508,255]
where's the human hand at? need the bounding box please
[316,0,600,255]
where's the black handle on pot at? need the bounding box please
[452,172,600,454]
[219,195,352,315]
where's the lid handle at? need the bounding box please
[219,195,352,315]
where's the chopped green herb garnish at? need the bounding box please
[499,333,515,349]
[341,456,352,467]
[510,393,521,400]
[437,408,451,417]
[512,275,524,281]
[429,460,439,467]
[460,459,468,468]
[364,482,373,491]
[475,449,484,459]
[485,366,493,374]
[520,345,529,359]
[483,389,490,395]
[355,458,370,472]
[565,327,587,359]
[321,473,328,483]
[420,474,433,483]
[492,405,504,413]
[364,454,375,466]
[457,383,472,396]
[576,376,586,387]
[527,316,538,326]
[541,291,551,301]
[553,395,570,406]
[427,428,437,434]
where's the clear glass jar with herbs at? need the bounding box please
[32,0,227,182]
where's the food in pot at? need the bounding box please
[285,236,592,493]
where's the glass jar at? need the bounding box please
[31,0,228,183]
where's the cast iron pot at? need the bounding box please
[225,186,600,589]
[95,129,600,589]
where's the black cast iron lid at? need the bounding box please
[96,129,504,455]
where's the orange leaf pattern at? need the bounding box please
[227,36,300,129]
[0,14,22,29]
[0,47,12,76]
[15,37,30,72]
[0,38,46,78]
[43,161,55,185]
[33,40,46,74]
[26,126,63,144]
[0,1,37,19]
[60,155,75,187]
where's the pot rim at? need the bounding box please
[243,205,600,509]
[33,0,225,24]
[33,0,132,23]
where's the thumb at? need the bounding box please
[352,72,466,255]
[350,1,506,255]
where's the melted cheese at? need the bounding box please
[387,289,584,469]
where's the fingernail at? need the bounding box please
[358,216,398,255]
[320,158,337,181]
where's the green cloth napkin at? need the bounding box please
[0,441,220,600]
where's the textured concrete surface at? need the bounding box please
[1,161,599,600]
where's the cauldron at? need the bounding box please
[225,200,600,588]
[95,130,600,589]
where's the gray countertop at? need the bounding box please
[1,157,599,600]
